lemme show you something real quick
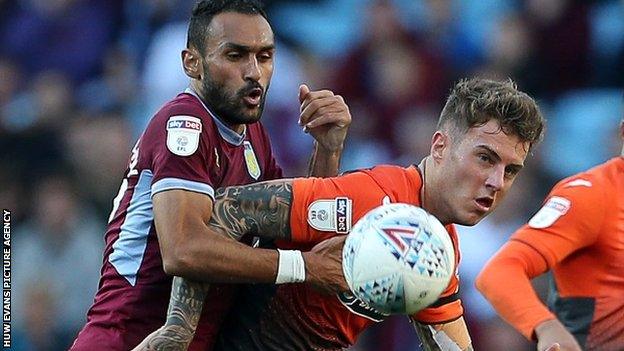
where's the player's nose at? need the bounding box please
[485,166,504,192]
[243,57,261,82]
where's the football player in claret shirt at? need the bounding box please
[135,78,545,351]
[70,1,352,350]
[477,118,624,351]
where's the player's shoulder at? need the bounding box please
[358,164,422,203]
[144,92,217,137]
[154,92,209,121]
[364,164,419,179]
[552,158,622,196]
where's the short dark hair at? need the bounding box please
[438,78,545,151]
[187,0,268,54]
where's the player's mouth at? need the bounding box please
[242,88,263,108]
[474,197,494,212]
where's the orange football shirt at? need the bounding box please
[477,157,624,350]
[275,164,463,345]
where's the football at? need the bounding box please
[342,203,455,315]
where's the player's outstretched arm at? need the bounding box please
[154,179,294,283]
[136,179,347,350]
[136,181,293,351]
[411,317,473,351]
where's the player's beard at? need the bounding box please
[200,71,268,126]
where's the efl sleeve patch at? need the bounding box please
[528,196,571,229]
[166,115,202,156]
[307,197,352,233]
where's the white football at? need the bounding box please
[342,203,455,315]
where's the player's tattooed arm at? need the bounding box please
[210,179,293,242]
[132,277,208,351]
[411,317,474,351]
[133,181,294,351]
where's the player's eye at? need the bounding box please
[226,52,242,60]
[258,52,273,62]
[478,153,492,164]
[504,167,519,179]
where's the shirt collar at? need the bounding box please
[185,87,246,146]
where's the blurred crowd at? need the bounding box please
[1,0,622,350]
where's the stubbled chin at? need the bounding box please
[459,212,486,226]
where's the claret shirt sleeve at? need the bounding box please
[145,111,218,200]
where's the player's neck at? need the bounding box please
[418,156,450,225]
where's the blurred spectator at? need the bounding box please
[0,0,123,83]
[392,108,438,166]
[525,0,591,97]
[78,46,139,114]
[339,100,393,172]
[1,70,73,182]
[589,0,624,86]
[12,172,103,351]
[0,58,21,113]
[332,0,450,148]
[477,12,542,96]
[138,21,189,131]
[120,0,194,66]
[63,112,133,214]
[540,89,623,180]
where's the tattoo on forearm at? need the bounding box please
[210,180,293,241]
[142,181,293,350]
[141,277,209,350]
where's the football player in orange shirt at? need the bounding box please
[477,117,624,351]
[135,78,545,351]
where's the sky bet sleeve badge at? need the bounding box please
[243,141,261,180]
[166,115,202,156]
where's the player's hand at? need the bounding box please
[535,319,582,351]
[303,235,349,294]
[298,84,351,152]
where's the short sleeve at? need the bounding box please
[286,171,390,247]
[510,176,606,267]
[146,114,217,200]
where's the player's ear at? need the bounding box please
[182,47,202,80]
[430,130,448,162]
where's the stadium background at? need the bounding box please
[1,0,622,350]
